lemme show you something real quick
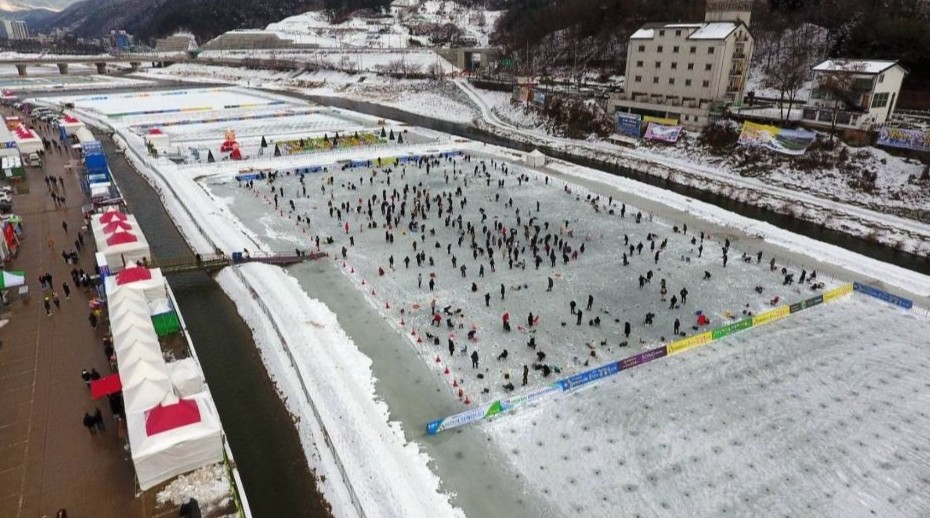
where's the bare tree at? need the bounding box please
[759,24,827,121]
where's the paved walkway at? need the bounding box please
[0,107,166,517]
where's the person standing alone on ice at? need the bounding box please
[471,350,479,369]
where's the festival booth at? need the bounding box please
[74,127,96,145]
[145,129,170,152]
[127,392,224,490]
[1,155,25,179]
[99,230,151,271]
[524,149,546,167]
[105,267,180,336]
[59,113,85,135]
[121,360,173,414]
[167,358,205,397]
[11,125,42,155]
[92,213,140,249]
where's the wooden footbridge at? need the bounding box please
[145,250,328,275]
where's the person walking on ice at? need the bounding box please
[471,350,479,369]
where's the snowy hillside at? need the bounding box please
[243,0,504,49]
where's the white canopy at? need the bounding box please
[100,233,151,272]
[74,127,96,144]
[123,368,173,414]
[525,149,546,167]
[167,358,205,397]
[127,392,224,490]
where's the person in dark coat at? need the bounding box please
[448,338,455,356]
[522,365,529,386]
[470,350,479,368]
[93,407,105,431]
[673,318,681,336]
[624,321,631,338]
[680,288,689,304]
[82,413,96,435]
[669,295,678,309]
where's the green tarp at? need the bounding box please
[151,311,180,336]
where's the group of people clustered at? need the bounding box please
[239,151,826,396]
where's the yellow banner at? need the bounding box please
[823,283,853,302]
[752,305,790,327]
[643,115,679,126]
[667,331,712,356]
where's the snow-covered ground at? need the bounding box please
[36,84,930,518]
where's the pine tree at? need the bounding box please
[207,150,215,163]
[260,135,268,148]
[389,129,395,140]
[380,127,387,138]
[274,143,281,157]
[397,133,404,144]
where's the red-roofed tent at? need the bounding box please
[100,210,128,223]
[145,398,202,436]
[90,373,123,399]
[106,231,138,246]
[103,220,133,234]
[116,266,152,285]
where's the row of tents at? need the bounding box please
[91,208,223,491]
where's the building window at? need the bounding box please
[685,79,692,86]
[655,61,661,68]
[653,77,659,84]
[636,61,643,67]
[675,30,682,37]
[708,47,715,54]
[658,45,663,52]
[659,30,665,36]
[687,63,694,70]
[705,63,712,71]
[690,46,696,54]
[872,92,890,108]
[671,62,677,70]
[635,75,642,83]
[673,46,679,53]
[702,80,710,87]
[878,73,885,83]
[669,78,675,85]
[638,45,645,52]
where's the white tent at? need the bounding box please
[167,358,205,397]
[524,149,546,167]
[112,325,159,355]
[127,392,224,490]
[74,126,96,144]
[117,339,164,369]
[122,363,173,414]
[11,125,42,154]
[104,270,168,306]
[99,230,151,271]
[59,113,85,134]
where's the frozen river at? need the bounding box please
[42,85,930,517]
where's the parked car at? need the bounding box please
[27,153,41,167]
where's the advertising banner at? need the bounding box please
[711,318,753,340]
[667,331,713,356]
[853,282,913,310]
[877,127,930,153]
[616,113,643,138]
[558,362,621,392]
[738,121,816,155]
[752,305,790,327]
[643,115,679,126]
[644,122,684,143]
[618,346,668,370]
[823,283,853,302]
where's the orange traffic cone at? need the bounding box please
[452,379,458,387]
[416,334,423,343]
[435,355,441,363]
[464,396,471,405]
[444,366,450,375]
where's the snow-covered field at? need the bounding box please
[37,84,930,518]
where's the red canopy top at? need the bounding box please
[90,373,122,399]
[147,128,164,135]
[99,210,128,223]
[116,266,152,285]
[103,220,133,234]
[63,114,80,123]
[106,231,138,246]
[145,399,201,436]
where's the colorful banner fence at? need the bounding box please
[876,127,930,153]
[616,113,642,138]
[426,284,855,435]
[853,282,913,310]
[737,121,816,155]
[644,122,684,143]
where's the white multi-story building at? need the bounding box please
[608,0,754,130]
[802,59,908,130]
[0,20,29,40]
